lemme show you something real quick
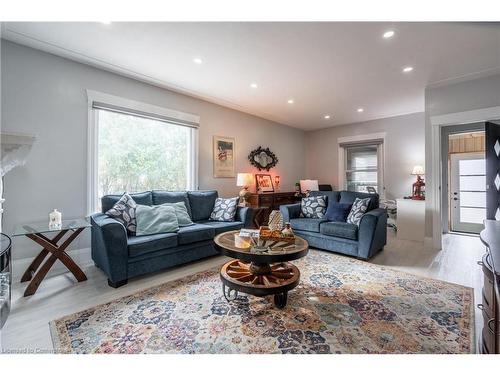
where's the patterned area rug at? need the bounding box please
[50,251,474,354]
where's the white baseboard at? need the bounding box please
[424,236,441,250]
[11,247,93,280]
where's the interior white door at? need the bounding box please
[450,152,486,233]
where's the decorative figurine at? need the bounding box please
[49,209,62,229]
[281,222,294,237]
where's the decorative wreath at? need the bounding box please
[248,146,279,171]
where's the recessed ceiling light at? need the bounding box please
[287,99,294,104]
[383,30,395,39]
[250,83,258,89]
[324,115,331,119]
[357,108,364,113]
[402,66,414,73]
[101,21,111,25]
[193,58,203,64]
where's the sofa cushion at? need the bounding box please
[325,202,352,222]
[152,191,192,217]
[101,191,152,214]
[300,195,327,218]
[210,197,239,222]
[128,232,178,258]
[161,202,194,227]
[177,223,215,245]
[197,220,244,235]
[105,193,138,235]
[320,221,358,240]
[339,191,379,211]
[290,218,327,233]
[309,191,340,206]
[188,191,218,221]
[347,197,371,226]
[135,204,179,236]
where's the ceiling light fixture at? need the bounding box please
[383,30,395,39]
[287,99,294,104]
[101,21,112,25]
[402,66,414,73]
[324,115,331,119]
[250,83,258,89]
[193,58,203,64]
[357,108,364,113]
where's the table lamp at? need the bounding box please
[411,165,425,200]
[237,173,253,206]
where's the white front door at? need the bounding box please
[450,152,486,233]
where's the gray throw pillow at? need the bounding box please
[105,193,137,235]
[347,197,371,226]
[301,195,327,218]
[209,197,239,222]
[135,204,179,236]
[161,202,194,227]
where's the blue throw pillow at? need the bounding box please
[325,202,352,222]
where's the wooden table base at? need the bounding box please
[20,228,87,296]
[220,260,300,308]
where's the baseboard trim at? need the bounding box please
[12,247,93,280]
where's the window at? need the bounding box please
[338,137,384,195]
[87,91,199,213]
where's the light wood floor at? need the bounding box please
[1,230,486,353]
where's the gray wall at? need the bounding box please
[1,41,306,260]
[305,112,425,201]
[424,73,500,237]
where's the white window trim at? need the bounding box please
[337,132,386,198]
[86,90,199,214]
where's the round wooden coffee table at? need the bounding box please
[214,230,309,308]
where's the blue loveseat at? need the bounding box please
[280,191,387,260]
[91,190,252,287]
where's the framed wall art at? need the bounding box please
[213,136,235,178]
[255,173,274,193]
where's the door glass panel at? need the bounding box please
[459,159,486,175]
[459,175,486,191]
[460,191,486,208]
[460,207,486,224]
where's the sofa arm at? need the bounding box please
[236,206,253,228]
[280,203,302,223]
[91,213,128,284]
[357,208,387,260]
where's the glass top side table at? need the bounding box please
[12,218,91,297]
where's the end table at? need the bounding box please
[12,218,90,297]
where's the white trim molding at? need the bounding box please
[86,90,200,214]
[337,132,386,197]
[429,106,500,249]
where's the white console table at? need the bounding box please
[396,199,425,242]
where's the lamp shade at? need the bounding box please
[300,179,319,193]
[411,165,425,175]
[236,173,253,187]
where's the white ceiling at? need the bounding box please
[2,22,500,130]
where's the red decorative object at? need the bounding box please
[411,165,425,200]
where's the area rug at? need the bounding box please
[50,251,474,354]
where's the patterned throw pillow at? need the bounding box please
[346,197,371,226]
[301,195,327,218]
[105,193,137,234]
[209,197,239,222]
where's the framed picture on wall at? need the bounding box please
[213,136,235,178]
[255,174,274,193]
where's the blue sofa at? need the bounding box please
[280,191,387,260]
[91,190,252,287]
